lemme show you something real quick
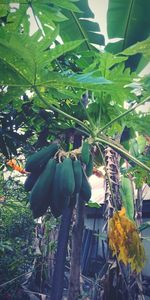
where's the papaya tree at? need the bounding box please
[0,1,150,299]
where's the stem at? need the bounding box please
[95,135,150,172]
[33,86,92,135]
[73,127,90,137]
[79,99,96,130]
[99,95,150,133]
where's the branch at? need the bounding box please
[95,135,150,172]
[99,95,150,133]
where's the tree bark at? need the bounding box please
[102,147,122,299]
[67,196,85,300]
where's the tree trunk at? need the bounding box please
[136,188,143,226]
[102,147,122,300]
[67,196,85,300]
[50,206,73,300]
[50,135,82,300]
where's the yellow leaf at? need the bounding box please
[108,207,145,273]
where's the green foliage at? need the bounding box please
[106,0,150,73]
[130,166,150,189]
[0,2,150,183]
[0,29,84,87]
[0,170,59,297]
[59,0,104,50]
[0,176,35,286]
[125,112,150,136]
[107,0,150,52]
[121,136,150,188]
[121,37,150,60]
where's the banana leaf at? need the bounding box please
[59,0,104,50]
[106,0,150,71]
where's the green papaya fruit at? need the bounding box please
[32,199,51,219]
[81,141,90,165]
[25,143,59,172]
[24,169,43,192]
[50,162,70,218]
[73,159,82,194]
[86,154,93,177]
[59,157,75,196]
[80,169,91,202]
[30,158,56,218]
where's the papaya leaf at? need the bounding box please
[49,0,81,13]
[121,37,150,60]
[0,4,9,17]
[0,3,29,34]
[70,71,111,85]
[36,71,111,92]
[0,60,30,86]
[33,2,68,29]
[46,40,85,64]
[0,34,34,85]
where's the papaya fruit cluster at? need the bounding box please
[24,142,93,219]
